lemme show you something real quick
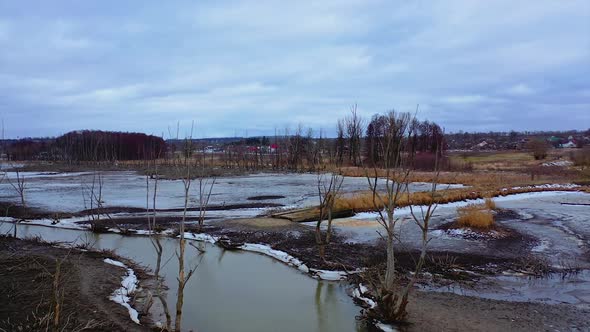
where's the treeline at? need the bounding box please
[2,109,446,171]
[214,108,445,171]
[4,130,166,161]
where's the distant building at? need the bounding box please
[560,141,576,148]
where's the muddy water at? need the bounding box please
[12,224,366,332]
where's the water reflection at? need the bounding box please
[11,224,366,332]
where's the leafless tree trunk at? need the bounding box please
[146,161,172,330]
[344,104,365,166]
[315,172,344,261]
[7,169,26,237]
[173,124,203,332]
[363,109,443,322]
[83,171,123,232]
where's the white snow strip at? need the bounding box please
[542,160,573,167]
[359,283,369,294]
[309,269,348,281]
[376,322,398,332]
[238,243,356,279]
[183,232,219,244]
[103,258,140,324]
[352,284,377,308]
[3,216,89,230]
[239,243,307,271]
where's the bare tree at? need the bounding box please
[363,110,441,322]
[194,143,216,233]
[336,119,345,166]
[145,161,173,330]
[315,172,344,261]
[196,175,215,233]
[7,169,26,237]
[82,171,124,233]
[173,124,205,332]
[344,104,365,166]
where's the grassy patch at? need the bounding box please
[456,204,494,229]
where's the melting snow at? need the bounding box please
[103,258,140,324]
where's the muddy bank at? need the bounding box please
[0,236,153,331]
[0,200,281,229]
[205,219,525,276]
[402,290,590,331]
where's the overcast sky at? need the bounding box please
[1,1,589,138]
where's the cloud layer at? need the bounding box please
[1,0,589,138]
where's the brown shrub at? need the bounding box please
[456,204,494,229]
[527,139,549,160]
[572,147,590,167]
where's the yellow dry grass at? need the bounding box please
[484,197,496,210]
[456,204,495,229]
[332,185,583,213]
[337,166,551,188]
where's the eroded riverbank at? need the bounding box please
[0,236,152,331]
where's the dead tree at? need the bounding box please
[363,110,442,322]
[173,124,204,332]
[315,172,344,261]
[7,169,26,237]
[146,161,172,330]
[344,104,364,166]
[196,174,215,233]
[194,143,216,233]
[336,119,345,165]
[83,171,123,232]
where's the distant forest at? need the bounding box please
[2,130,165,161]
[1,126,588,168]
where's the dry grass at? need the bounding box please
[332,185,584,214]
[338,167,540,188]
[456,204,495,229]
[484,197,496,210]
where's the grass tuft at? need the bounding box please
[484,197,496,210]
[456,204,494,229]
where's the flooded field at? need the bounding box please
[0,170,463,218]
[1,170,589,330]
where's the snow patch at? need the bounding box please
[542,160,573,167]
[183,232,218,244]
[532,239,551,253]
[103,258,140,324]
[375,322,398,332]
[352,283,376,308]
[434,228,505,240]
[309,269,349,281]
[240,243,305,267]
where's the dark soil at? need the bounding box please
[0,236,151,331]
[402,290,590,332]
[0,201,70,220]
[247,195,286,201]
[78,202,283,216]
[205,224,520,278]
